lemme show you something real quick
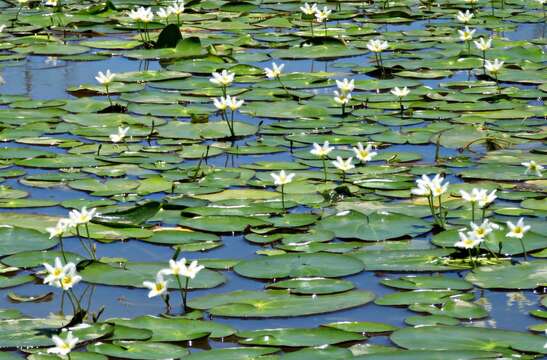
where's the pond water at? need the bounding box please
[0,0,546,359]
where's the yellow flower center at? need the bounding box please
[53,269,62,276]
[477,228,485,236]
[62,276,72,285]
[514,227,522,234]
[155,283,164,292]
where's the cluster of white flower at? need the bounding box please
[43,257,82,290]
[411,174,449,197]
[300,3,332,23]
[143,258,204,298]
[333,78,354,107]
[46,207,97,239]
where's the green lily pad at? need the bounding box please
[188,290,375,317]
[316,211,432,241]
[390,325,547,355]
[234,253,364,279]
[0,227,58,257]
[107,315,235,341]
[465,261,547,289]
[237,327,364,347]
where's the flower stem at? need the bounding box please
[84,223,96,260]
[281,184,286,211]
[175,274,185,313]
[183,277,189,311]
[519,238,528,261]
[105,84,112,106]
[321,157,328,183]
[58,234,68,263]
[471,202,475,223]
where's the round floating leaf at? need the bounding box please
[390,325,547,355]
[0,275,35,289]
[179,215,271,233]
[380,276,473,290]
[142,229,219,245]
[0,321,112,348]
[409,299,489,320]
[107,315,235,341]
[266,277,354,294]
[324,321,398,333]
[88,341,189,359]
[351,249,465,272]
[375,290,464,306]
[316,211,432,241]
[0,227,58,257]
[465,261,547,289]
[237,327,364,347]
[168,347,279,360]
[188,289,375,317]
[234,253,364,279]
[353,350,502,359]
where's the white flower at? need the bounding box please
[143,273,169,298]
[180,260,204,279]
[271,170,295,185]
[352,142,377,163]
[264,62,285,79]
[44,0,58,6]
[484,59,504,74]
[458,26,476,41]
[332,157,354,172]
[336,78,354,93]
[0,74,4,86]
[168,1,184,15]
[68,207,97,226]
[161,258,187,276]
[506,218,531,239]
[390,86,410,98]
[210,70,235,87]
[411,174,448,197]
[226,96,244,111]
[522,160,544,177]
[333,90,351,105]
[213,96,228,111]
[109,126,129,143]
[429,174,449,197]
[310,141,334,157]
[0,24,6,33]
[314,6,331,23]
[470,219,499,238]
[459,188,482,203]
[95,70,115,85]
[456,10,474,23]
[47,331,79,356]
[300,2,318,15]
[455,231,482,249]
[59,264,82,290]
[156,7,172,19]
[128,7,154,22]
[366,39,389,53]
[474,37,492,51]
[43,258,74,286]
[46,218,71,239]
[478,189,497,208]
